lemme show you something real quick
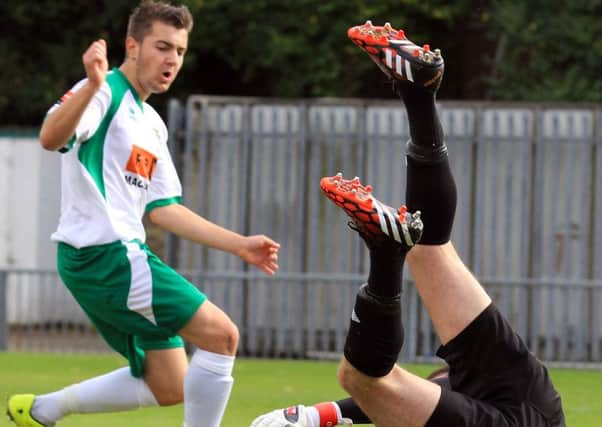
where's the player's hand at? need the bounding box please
[82,39,108,89]
[250,405,310,427]
[237,235,280,275]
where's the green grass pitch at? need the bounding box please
[2,352,601,426]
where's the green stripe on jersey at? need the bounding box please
[78,69,136,198]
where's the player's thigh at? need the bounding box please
[338,361,440,427]
[407,243,491,345]
[178,300,239,355]
[144,243,207,332]
[425,388,516,427]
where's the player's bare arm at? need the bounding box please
[39,39,108,151]
[149,203,280,275]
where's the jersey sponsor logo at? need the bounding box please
[125,175,148,190]
[125,144,157,180]
[124,174,149,190]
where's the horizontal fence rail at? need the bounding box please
[2,269,602,365]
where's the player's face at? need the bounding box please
[132,21,188,99]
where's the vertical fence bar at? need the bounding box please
[165,99,184,266]
[0,271,7,351]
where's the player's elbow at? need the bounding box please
[38,127,64,151]
[38,130,54,151]
[148,206,165,226]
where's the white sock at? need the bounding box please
[31,367,158,425]
[183,348,235,427]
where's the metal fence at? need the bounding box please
[1,97,602,364]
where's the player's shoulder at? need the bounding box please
[69,76,111,95]
[142,102,164,125]
[49,77,111,114]
[143,102,168,140]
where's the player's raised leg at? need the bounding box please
[320,172,442,427]
[349,20,491,344]
[322,21,467,427]
[320,173,422,376]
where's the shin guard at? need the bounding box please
[344,284,404,377]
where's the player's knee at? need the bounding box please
[337,358,360,395]
[187,316,240,355]
[223,321,240,355]
[209,319,240,356]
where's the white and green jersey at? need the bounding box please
[50,68,182,248]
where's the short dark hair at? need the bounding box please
[127,0,193,41]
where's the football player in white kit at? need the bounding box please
[7,2,280,427]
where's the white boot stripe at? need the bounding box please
[385,209,402,243]
[389,40,413,46]
[401,222,414,246]
[396,54,403,76]
[405,59,414,82]
[374,199,404,243]
[385,49,393,68]
[373,199,390,237]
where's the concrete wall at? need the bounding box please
[0,136,60,270]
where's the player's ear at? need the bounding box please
[125,36,139,61]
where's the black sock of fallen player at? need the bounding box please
[405,154,457,244]
[366,242,407,299]
[396,81,444,150]
[336,398,372,424]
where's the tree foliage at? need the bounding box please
[0,0,133,126]
[1,0,599,126]
[184,0,484,99]
[484,0,602,102]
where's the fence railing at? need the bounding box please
[2,269,602,364]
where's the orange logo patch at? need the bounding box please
[125,145,157,180]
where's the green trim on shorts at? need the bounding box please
[57,240,206,377]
